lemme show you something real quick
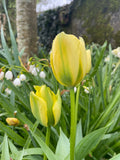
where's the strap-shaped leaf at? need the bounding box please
[1,134,10,160]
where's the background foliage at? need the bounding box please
[0,1,120,160]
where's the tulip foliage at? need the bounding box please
[0,1,120,160]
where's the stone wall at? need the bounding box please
[37,0,120,51]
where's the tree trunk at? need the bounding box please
[16,0,37,63]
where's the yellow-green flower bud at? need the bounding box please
[30,85,62,127]
[50,32,91,87]
[6,118,20,126]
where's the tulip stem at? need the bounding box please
[70,85,80,160]
[43,126,51,160]
[75,85,80,125]
[70,88,76,160]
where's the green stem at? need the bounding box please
[43,126,51,160]
[70,88,76,160]
[75,85,80,125]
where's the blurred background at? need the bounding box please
[0,0,120,52]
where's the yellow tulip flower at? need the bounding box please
[50,32,91,87]
[6,117,20,126]
[30,85,61,127]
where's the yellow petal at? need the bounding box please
[86,49,91,74]
[33,85,55,126]
[30,91,48,127]
[51,32,86,86]
[52,90,62,126]
[74,37,87,85]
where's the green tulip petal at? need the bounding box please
[30,91,48,127]
[52,90,62,126]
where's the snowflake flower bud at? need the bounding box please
[0,71,4,80]
[19,74,26,81]
[83,86,89,94]
[5,71,13,80]
[29,65,35,73]
[13,78,21,86]
[31,67,39,76]
[39,71,46,79]
[5,88,12,95]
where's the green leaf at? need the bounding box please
[9,140,43,159]
[2,0,20,66]
[110,154,120,160]
[55,129,70,160]
[24,120,40,149]
[9,140,18,154]
[95,86,120,129]
[0,93,45,143]
[75,120,83,147]
[1,134,10,160]
[0,26,13,65]
[0,121,25,146]
[32,132,57,160]
[22,148,43,156]
[89,41,107,78]
[75,126,108,160]
[4,79,30,110]
[17,149,24,160]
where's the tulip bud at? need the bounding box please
[50,32,91,87]
[30,85,62,127]
[6,117,20,126]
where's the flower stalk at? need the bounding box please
[70,88,76,160]
[43,126,51,160]
[70,84,80,160]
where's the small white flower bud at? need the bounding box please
[117,52,120,58]
[104,55,110,62]
[39,71,46,79]
[83,86,90,94]
[84,88,89,94]
[74,87,77,93]
[5,71,13,80]
[31,67,39,76]
[0,71,4,80]
[29,65,35,73]
[13,78,21,86]
[5,88,12,95]
[31,68,37,76]
[19,74,26,81]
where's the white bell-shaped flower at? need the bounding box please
[5,88,12,95]
[13,78,21,86]
[0,71,4,80]
[39,71,46,79]
[19,74,26,81]
[5,71,13,80]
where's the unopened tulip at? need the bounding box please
[50,32,91,87]
[30,85,61,127]
[6,117,20,126]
